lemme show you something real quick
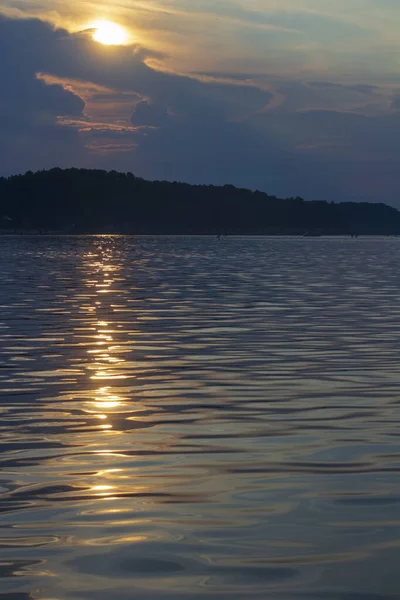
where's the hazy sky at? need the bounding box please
[2,1,400,204]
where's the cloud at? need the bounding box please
[392,95,400,110]
[0,18,84,122]
[131,101,170,127]
[1,14,400,206]
[0,16,87,173]
[248,105,400,203]
[307,81,379,94]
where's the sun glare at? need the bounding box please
[91,21,128,46]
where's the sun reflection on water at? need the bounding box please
[81,245,133,420]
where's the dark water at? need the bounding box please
[0,235,400,600]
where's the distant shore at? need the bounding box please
[2,168,400,236]
[1,230,399,237]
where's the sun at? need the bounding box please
[91,20,129,46]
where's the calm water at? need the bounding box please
[0,235,400,600]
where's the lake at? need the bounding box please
[0,235,400,600]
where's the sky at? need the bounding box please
[1,1,400,205]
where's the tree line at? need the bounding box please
[1,168,399,235]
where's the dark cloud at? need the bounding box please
[0,16,272,121]
[0,15,273,171]
[131,101,170,127]
[0,17,84,120]
[0,15,87,173]
[1,76,84,120]
[392,95,400,109]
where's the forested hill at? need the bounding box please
[1,168,399,235]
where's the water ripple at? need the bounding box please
[0,235,400,598]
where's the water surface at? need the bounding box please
[0,235,400,599]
